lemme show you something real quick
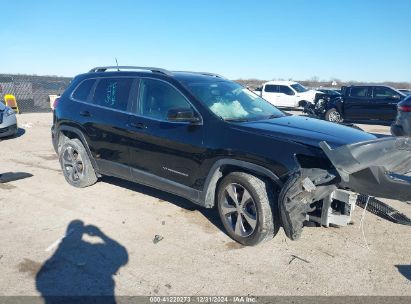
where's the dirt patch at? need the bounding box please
[17,259,42,278]
[180,209,218,234]
[36,154,59,161]
[0,183,16,190]
[225,241,245,250]
[11,159,60,172]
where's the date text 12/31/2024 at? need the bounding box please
[149,296,257,303]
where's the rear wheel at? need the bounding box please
[325,108,343,123]
[217,172,279,246]
[59,138,97,188]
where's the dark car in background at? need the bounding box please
[391,94,411,136]
[305,85,406,123]
[399,89,411,96]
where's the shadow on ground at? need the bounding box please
[395,265,411,281]
[36,220,128,304]
[102,176,226,235]
[0,172,33,183]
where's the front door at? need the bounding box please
[277,85,297,107]
[127,77,205,188]
[369,87,401,121]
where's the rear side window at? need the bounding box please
[93,78,133,111]
[350,87,369,98]
[72,79,95,102]
[279,85,294,95]
[264,85,278,93]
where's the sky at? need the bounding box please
[1,0,410,82]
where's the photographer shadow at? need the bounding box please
[36,220,128,304]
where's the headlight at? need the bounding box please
[4,107,15,117]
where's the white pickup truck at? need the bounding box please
[254,81,323,108]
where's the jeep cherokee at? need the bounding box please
[52,66,411,246]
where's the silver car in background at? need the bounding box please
[391,94,411,137]
[0,102,18,138]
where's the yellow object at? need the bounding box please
[4,94,19,114]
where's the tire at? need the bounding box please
[217,172,279,246]
[59,138,98,188]
[325,108,343,123]
[298,100,308,108]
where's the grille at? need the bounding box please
[357,194,411,226]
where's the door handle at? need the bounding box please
[79,111,91,117]
[128,122,147,129]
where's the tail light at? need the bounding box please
[53,97,60,109]
[398,105,411,112]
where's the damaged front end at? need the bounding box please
[280,136,411,240]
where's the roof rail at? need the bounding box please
[88,66,173,76]
[173,71,226,79]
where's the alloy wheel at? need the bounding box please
[220,183,257,237]
[61,146,85,182]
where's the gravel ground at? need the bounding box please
[0,112,410,297]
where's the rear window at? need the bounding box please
[350,87,369,98]
[72,79,96,102]
[92,78,133,111]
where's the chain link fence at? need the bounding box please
[0,74,72,113]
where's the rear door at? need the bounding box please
[85,77,136,178]
[261,84,279,106]
[343,87,371,120]
[127,77,205,188]
[369,86,401,121]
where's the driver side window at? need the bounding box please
[279,85,295,96]
[373,87,396,99]
[138,78,192,120]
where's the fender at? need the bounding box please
[326,97,344,115]
[54,125,99,172]
[200,158,283,208]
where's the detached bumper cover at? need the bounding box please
[320,137,411,202]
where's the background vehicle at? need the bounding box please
[309,85,406,123]
[253,81,322,108]
[398,89,411,96]
[0,102,17,138]
[391,94,411,136]
[52,66,411,246]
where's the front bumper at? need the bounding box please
[0,113,18,138]
[0,124,17,137]
[320,137,411,202]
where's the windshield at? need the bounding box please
[183,80,284,121]
[320,89,341,96]
[291,83,308,93]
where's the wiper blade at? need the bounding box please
[266,114,281,119]
[224,118,250,122]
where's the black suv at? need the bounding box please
[52,66,411,246]
[317,85,406,123]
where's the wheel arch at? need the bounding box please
[55,125,99,172]
[201,159,283,208]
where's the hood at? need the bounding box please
[234,115,376,149]
[0,102,5,111]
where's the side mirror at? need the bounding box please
[167,108,201,123]
[391,94,401,100]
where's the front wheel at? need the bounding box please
[325,108,343,123]
[217,172,279,246]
